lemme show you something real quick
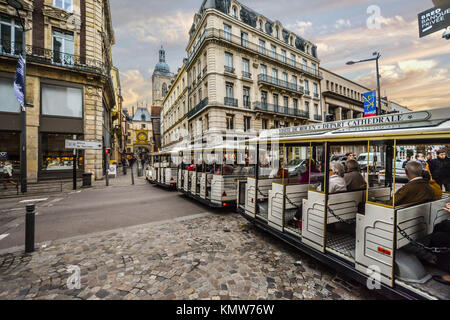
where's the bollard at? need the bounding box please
[131,163,135,185]
[25,204,35,253]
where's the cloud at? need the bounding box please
[118,11,194,44]
[120,70,153,110]
[286,21,313,35]
[335,19,351,29]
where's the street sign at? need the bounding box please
[65,140,103,150]
[418,4,450,38]
[363,91,377,117]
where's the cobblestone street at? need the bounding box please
[0,212,379,300]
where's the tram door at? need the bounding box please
[301,143,328,252]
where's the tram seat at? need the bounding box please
[327,190,365,225]
[396,197,450,249]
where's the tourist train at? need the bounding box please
[148,107,450,300]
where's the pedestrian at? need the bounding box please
[2,161,16,190]
[429,149,450,191]
[415,153,428,170]
[402,155,411,169]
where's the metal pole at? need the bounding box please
[376,55,382,116]
[73,135,77,190]
[20,17,27,193]
[25,204,35,253]
[106,153,109,186]
[131,161,135,185]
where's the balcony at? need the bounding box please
[243,97,251,109]
[188,97,209,118]
[224,65,235,74]
[304,90,311,96]
[242,71,252,79]
[186,29,322,79]
[253,102,309,118]
[224,97,238,107]
[257,74,304,94]
[314,93,320,99]
[314,114,323,121]
[0,41,107,76]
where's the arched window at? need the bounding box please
[275,27,279,39]
[232,6,237,18]
[258,20,263,31]
[162,83,167,96]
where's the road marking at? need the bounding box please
[0,234,9,241]
[19,198,48,203]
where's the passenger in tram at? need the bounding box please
[299,159,320,184]
[344,159,367,191]
[394,161,434,206]
[345,152,355,161]
[429,149,450,191]
[328,162,347,194]
[422,170,443,201]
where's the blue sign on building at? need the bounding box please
[363,91,377,117]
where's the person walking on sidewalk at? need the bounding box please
[2,161,16,190]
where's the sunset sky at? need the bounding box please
[110,0,450,111]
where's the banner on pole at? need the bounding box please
[363,91,377,117]
[14,55,25,111]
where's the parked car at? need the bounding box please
[286,159,307,177]
[357,152,382,170]
[378,161,408,184]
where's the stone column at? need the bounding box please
[336,107,342,121]
[26,76,40,183]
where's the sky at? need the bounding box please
[110,0,450,112]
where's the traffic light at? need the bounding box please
[105,148,111,155]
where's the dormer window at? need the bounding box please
[232,6,237,18]
[258,20,263,31]
[275,27,279,39]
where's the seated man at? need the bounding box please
[344,159,367,191]
[395,161,434,206]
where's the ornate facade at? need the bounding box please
[0,0,120,182]
[162,0,323,149]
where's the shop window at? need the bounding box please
[0,131,20,172]
[0,77,20,112]
[41,133,84,172]
[42,84,82,118]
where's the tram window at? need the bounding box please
[284,144,310,184]
[393,141,450,207]
[329,142,368,193]
[258,143,281,179]
[309,143,326,192]
[366,140,395,206]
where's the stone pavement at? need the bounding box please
[0,212,379,300]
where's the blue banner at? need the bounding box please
[14,55,25,111]
[363,90,377,117]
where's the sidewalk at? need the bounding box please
[0,212,378,300]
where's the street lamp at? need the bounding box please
[7,0,29,193]
[346,52,382,116]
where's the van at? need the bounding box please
[357,152,382,169]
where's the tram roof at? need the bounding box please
[254,107,450,144]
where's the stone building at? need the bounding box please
[161,0,323,149]
[0,0,119,182]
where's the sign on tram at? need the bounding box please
[65,140,103,150]
[418,4,450,38]
[363,91,377,117]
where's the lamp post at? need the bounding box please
[346,52,382,116]
[8,0,29,193]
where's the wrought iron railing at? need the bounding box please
[257,74,304,93]
[0,41,108,76]
[224,97,238,107]
[186,28,322,79]
[224,65,235,73]
[314,114,323,121]
[253,102,309,118]
[188,97,209,118]
[242,71,252,78]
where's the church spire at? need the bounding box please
[159,46,165,63]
